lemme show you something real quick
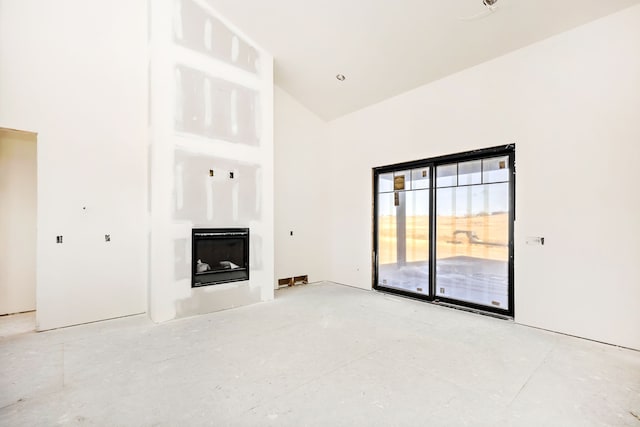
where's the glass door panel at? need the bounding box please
[377,173,430,295]
[435,166,510,310]
[377,192,398,266]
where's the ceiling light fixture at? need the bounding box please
[459,0,500,20]
[336,74,346,81]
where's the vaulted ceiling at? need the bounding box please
[207,0,640,120]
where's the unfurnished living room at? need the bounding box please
[1,0,639,425]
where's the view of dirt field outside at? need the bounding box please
[378,213,508,265]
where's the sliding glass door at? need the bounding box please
[435,156,511,311]
[373,146,514,316]
[376,168,430,296]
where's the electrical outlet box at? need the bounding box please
[526,236,545,245]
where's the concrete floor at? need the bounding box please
[1,282,639,426]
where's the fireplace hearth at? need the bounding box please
[192,228,249,287]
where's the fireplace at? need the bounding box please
[192,228,249,287]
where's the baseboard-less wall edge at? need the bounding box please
[324,281,374,292]
[516,322,640,353]
[36,312,147,332]
[0,309,36,317]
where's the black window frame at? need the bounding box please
[372,144,515,317]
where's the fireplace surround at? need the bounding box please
[192,228,249,287]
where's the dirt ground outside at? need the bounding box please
[378,213,509,264]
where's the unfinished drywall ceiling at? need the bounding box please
[148,0,274,322]
[206,0,640,120]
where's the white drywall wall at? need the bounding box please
[326,5,640,350]
[0,0,148,329]
[0,129,37,315]
[148,0,274,322]
[274,86,330,284]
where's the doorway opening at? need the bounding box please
[0,127,38,335]
[373,145,515,317]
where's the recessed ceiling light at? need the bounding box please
[336,74,346,81]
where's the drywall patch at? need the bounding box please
[175,65,260,144]
[175,281,261,317]
[174,0,260,73]
[173,150,261,224]
[147,144,153,213]
[174,237,190,280]
[250,233,263,271]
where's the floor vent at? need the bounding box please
[278,275,308,288]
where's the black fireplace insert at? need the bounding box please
[192,228,249,287]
